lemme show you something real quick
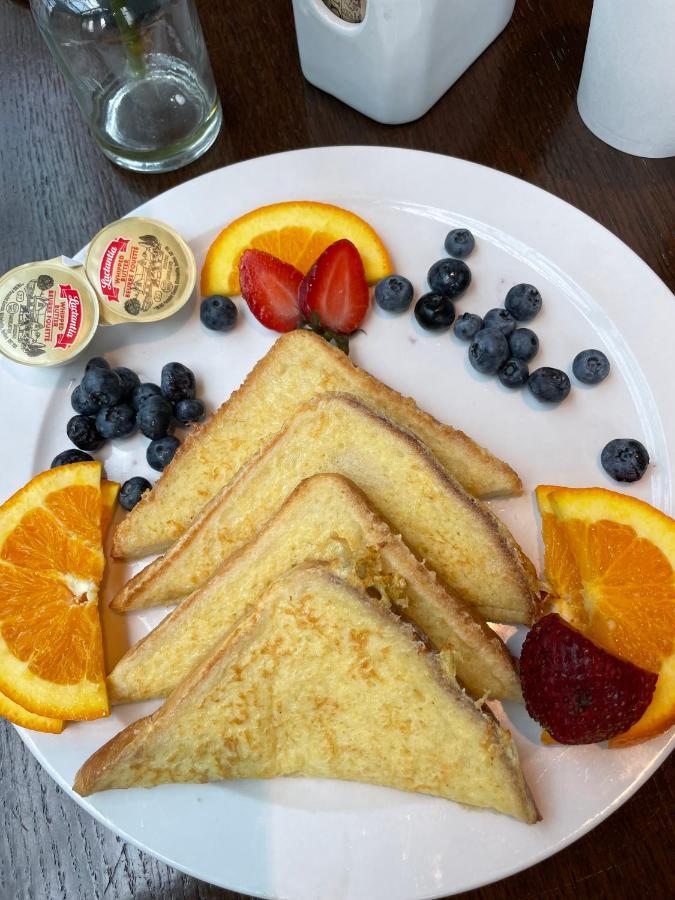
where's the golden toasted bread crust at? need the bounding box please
[77,567,538,823]
[113,331,522,559]
[112,393,537,623]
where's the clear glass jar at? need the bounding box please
[29,0,222,173]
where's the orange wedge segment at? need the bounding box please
[0,477,118,733]
[0,463,109,721]
[100,480,120,538]
[0,688,63,734]
[201,200,392,296]
[536,485,675,746]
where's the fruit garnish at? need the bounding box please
[572,349,610,385]
[468,328,508,374]
[520,613,656,744]
[454,312,483,342]
[415,292,456,333]
[100,479,120,537]
[537,485,675,745]
[0,689,63,734]
[374,275,414,313]
[200,294,237,332]
[444,228,475,259]
[0,463,109,721]
[504,283,542,321]
[527,367,571,404]
[483,308,516,337]
[0,475,118,732]
[498,359,529,389]
[427,258,472,299]
[299,239,369,335]
[201,200,392,296]
[508,328,539,362]
[239,249,304,333]
[600,438,650,483]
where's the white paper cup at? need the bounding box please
[577,0,675,158]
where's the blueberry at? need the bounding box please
[498,358,530,389]
[528,367,571,403]
[483,308,516,337]
[84,356,110,373]
[509,328,539,362]
[444,228,475,259]
[161,362,196,403]
[454,312,483,341]
[414,292,455,331]
[174,398,205,424]
[468,328,509,375]
[71,383,101,415]
[95,403,136,439]
[113,366,141,400]
[147,435,180,472]
[374,275,414,312]
[137,395,173,439]
[66,415,105,451]
[504,284,542,321]
[200,295,238,332]
[573,349,610,385]
[427,258,471,299]
[132,382,162,412]
[601,438,649,483]
[82,366,123,407]
[51,449,94,468]
[119,476,152,511]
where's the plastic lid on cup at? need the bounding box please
[85,217,196,324]
[0,258,99,367]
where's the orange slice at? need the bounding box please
[100,479,120,537]
[0,689,63,734]
[201,200,392,296]
[0,463,109,721]
[536,485,675,746]
[0,477,119,733]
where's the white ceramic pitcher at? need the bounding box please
[291,0,516,124]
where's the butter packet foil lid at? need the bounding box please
[85,217,196,325]
[0,259,99,367]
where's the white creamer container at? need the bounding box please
[577,0,675,158]
[291,0,516,124]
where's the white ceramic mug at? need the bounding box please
[577,0,675,158]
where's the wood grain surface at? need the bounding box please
[0,0,673,898]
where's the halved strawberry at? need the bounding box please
[299,239,369,334]
[239,249,303,333]
[520,614,657,744]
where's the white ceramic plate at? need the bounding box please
[2,147,673,899]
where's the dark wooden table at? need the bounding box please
[1,1,673,898]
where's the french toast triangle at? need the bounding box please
[111,393,538,624]
[112,330,522,560]
[77,567,538,823]
[108,474,522,704]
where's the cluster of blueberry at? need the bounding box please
[373,228,649,483]
[52,357,205,510]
